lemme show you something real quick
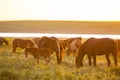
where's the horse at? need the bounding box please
[0,37,8,46]
[66,37,82,57]
[24,47,51,64]
[54,37,82,63]
[32,37,41,47]
[58,40,69,63]
[76,38,118,68]
[37,36,61,64]
[64,37,82,47]
[12,39,34,53]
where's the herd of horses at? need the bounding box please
[0,36,120,68]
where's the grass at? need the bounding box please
[0,38,120,80]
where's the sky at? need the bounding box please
[0,0,120,21]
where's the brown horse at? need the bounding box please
[66,37,82,57]
[64,37,82,48]
[12,39,34,53]
[37,36,61,64]
[58,40,68,63]
[24,47,51,64]
[76,38,118,68]
[0,37,8,46]
[58,37,82,63]
[32,37,41,47]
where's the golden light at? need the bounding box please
[0,0,120,21]
[0,1,120,38]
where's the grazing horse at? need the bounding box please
[66,37,82,57]
[0,37,8,46]
[76,38,118,68]
[12,39,34,53]
[32,37,41,47]
[56,37,82,63]
[24,47,51,64]
[64,37,82,47]
[37,36,61,64]
[58,40,68,63]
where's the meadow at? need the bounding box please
[0,38,120,80]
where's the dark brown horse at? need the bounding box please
[0,37,8,46]
[12,39,34,53]
[76,38,118,68]
[24,47,51,64]
[37,36,61,64]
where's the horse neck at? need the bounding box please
[28,48,37,56]
[27,48,33,53]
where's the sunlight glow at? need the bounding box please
[0,0,120,21]
[0,33,120,39]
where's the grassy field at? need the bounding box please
[0,38,120,80]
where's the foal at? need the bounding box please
[24,47,51,64]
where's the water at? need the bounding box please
[0,32,120,39]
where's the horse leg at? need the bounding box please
[12,46,16,53]
[56,53,61,64]
[66,47,71,56]
[87,55,92,66]
[93,55,96,66]
[105,54,111,67]
[59,48,65,63]
[111,51,118,66]
[75,56,83,68]
[76,52,85,68]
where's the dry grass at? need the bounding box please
[0,38,120,80]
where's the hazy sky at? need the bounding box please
[0,0,120,21]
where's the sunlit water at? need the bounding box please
[0,33,120,39]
